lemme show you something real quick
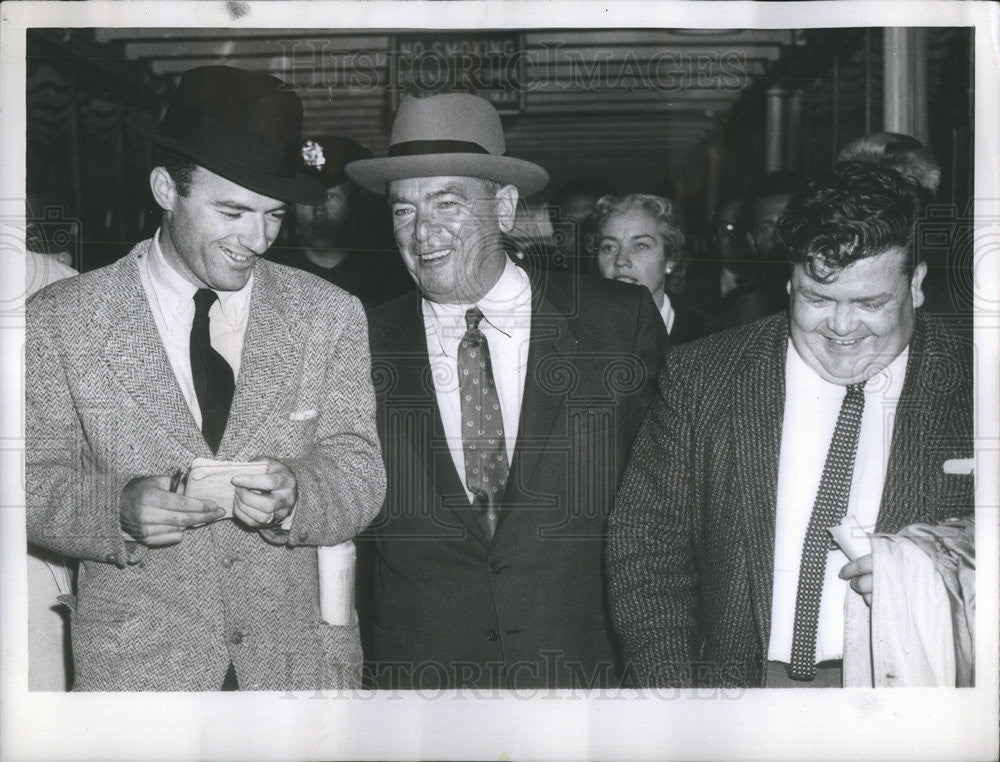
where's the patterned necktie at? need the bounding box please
[458,307,509,541]
[788,381,866,681]
[190,288,235,454]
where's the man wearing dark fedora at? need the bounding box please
[26,65,385,691]
[347,93,666,690]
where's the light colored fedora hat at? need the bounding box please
[345,93,549,196]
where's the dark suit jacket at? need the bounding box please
[667,304,713,345]
[361,269,666,689]
[607,312,974,688]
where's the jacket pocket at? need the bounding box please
[74,592,137,623]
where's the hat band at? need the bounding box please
[159,106,300,177]
[388,140,492,157]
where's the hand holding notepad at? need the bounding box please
[178,458,271,521]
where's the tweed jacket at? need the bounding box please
[26,240,386,691]
[607,312,974,688]
[360,269,667,689]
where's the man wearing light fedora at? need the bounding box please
[347,93,666,690]
[26,65,385,691]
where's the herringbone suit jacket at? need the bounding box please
[607,312,974,688]
[360,269,667,689]
[26,240,386,691]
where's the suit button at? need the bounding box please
[487,629,499,641]
[104,553,117,565]
[489,561,502,575]
[229,631,243,645]
[221,556,235,569]
[296,530,309,542]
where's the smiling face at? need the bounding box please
[596,209,673,307]
[152,164,286,291]
[388,176,517,304]
[788,247,926,384]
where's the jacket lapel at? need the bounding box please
[876,317,964,531]
[731,314,788,659]
[219,261,301,459]
[101,245,210,457]
[505,279,577,499]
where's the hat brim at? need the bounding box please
[133,116,327,206]
[345,154,549,198]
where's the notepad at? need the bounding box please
[182,458,270,518]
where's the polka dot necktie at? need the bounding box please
[458,307,509,541]
[788,381,866,681]
[190,288,235,454]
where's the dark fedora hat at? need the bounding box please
[345,93,548,197]
[138,65,326,205]
[300,135,373,189]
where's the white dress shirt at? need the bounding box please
[137,229,253,429]
[658,293,676,336]
[422,258,532,503]
[768,338,909,663]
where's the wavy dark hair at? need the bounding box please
[777,162,923,283]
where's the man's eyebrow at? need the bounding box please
[213,200,286,214]
[429,186,470,200]
[629,233,656,241]
[389,186,471,205]
[853,292,894,302]
[797,284,895,302]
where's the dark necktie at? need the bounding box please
[458,307,509,541]
[190,288,235,454]
[788,381,866,681]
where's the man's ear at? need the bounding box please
[149,167,177,213]
[495,184,519,234]
[911,260,928,309]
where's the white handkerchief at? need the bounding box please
[943,458,974,475]
[289,409,317,421]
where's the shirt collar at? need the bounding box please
[148,228,253,329]
[659,293,675,336]
[423,258,530,329]
[787,336,910,397]
[422,257,531,352]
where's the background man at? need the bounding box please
[347,93,666,690]
[270,134,413,307]
[714,171,799,327]
[607,162,973,688]
[26,66,385,691]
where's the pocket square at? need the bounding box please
[289,409,317,421]
[943,458,974,475]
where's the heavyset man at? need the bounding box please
[607,162,973,688]
[348,93,666,689]
[26,65,385,691]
